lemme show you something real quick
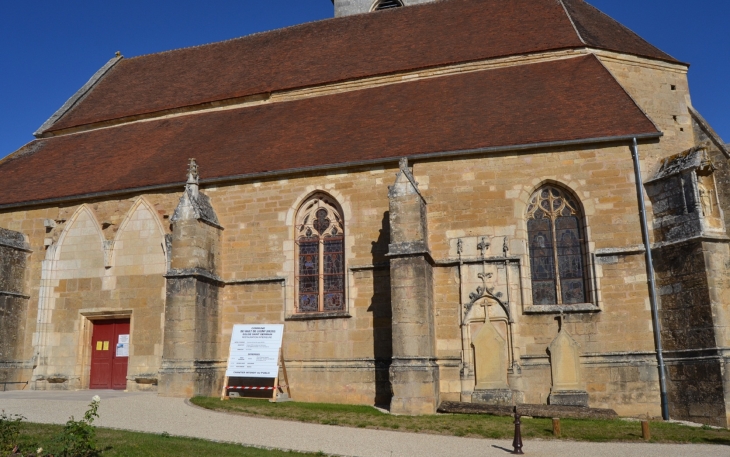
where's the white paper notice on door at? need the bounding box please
[225,324,284,378]
[116,334,130,357]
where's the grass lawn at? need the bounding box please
[11,422,325,457]
[191,397,730,445]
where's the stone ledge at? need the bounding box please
[0,227,31,252]
[523,303,600,314]
[386,241,431,257]
[165,268,223,284]
[549,390,589,407]
[285,312,352,321]
[438,401,618,420]
[0,291,30,300]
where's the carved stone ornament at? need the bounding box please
[465,273,509,322]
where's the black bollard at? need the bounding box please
[512,406,524,454]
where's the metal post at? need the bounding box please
[630,138,670,421]
[512,406,524,454]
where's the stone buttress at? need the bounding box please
[0,228,31,387]
[387,158,439,414]
[159,160,225,397]
[646,145,730,427]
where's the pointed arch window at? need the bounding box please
[373,0,403,11]
[526,186,588,306]
[296,194,345,313]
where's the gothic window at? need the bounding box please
[373,0,404,11]
[295,194,345,313]
[526,186,588,306]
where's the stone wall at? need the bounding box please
[0,228,30,388]
[652,241,728,426]
[0,195,177,391]
[0,140,679,416]
[0,44,727,424]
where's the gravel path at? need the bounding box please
[0,390,725,457]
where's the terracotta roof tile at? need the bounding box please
[44,0,678,133]
[0,56,658,207]
[562,0,680,63]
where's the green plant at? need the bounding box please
[56,395,101,457]
[0,409,25,453]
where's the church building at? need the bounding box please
[1,0,729,427]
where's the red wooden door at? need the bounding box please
[90,319,130,390]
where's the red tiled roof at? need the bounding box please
[0,56,658,207]
[44,0,679,133]
[562,0,678,63]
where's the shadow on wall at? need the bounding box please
[370,211,392,407]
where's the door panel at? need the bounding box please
[112,321,130,389]
[90,319,130,390]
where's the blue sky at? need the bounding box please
[0,0,727,158]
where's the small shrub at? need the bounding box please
[0,410,25,453]
[56,395,101,457]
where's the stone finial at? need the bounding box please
[388,157,424,202]
[478,237,490,257]
[399,157,408,171]
[171,158,221,228]
[187,158,199,198]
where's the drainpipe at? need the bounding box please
[630,138,670,421]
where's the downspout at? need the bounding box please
[630,138,670,421]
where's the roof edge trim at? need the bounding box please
[34,55,124,137]
[689,106,730,158]
[0,132,662,211]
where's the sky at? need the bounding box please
[0,0,727,158]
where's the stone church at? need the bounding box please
[1,0,729,426]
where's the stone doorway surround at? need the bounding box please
[78,310,133,390]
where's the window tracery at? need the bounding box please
[295,194,345,313]
[526,186,588,306]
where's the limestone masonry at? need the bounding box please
[1,0,729,427]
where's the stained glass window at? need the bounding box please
[295,194,345,313]
[526,186,588,306]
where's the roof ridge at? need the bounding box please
[572,0,681,63]
[558,0,586,45]
[124,15,336,61]
[124,0,448,62]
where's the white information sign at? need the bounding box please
[225,324,284,378]
[116,334,130,357]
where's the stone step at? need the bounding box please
[437,401,619,420]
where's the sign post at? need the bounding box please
[221,324,289,401]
